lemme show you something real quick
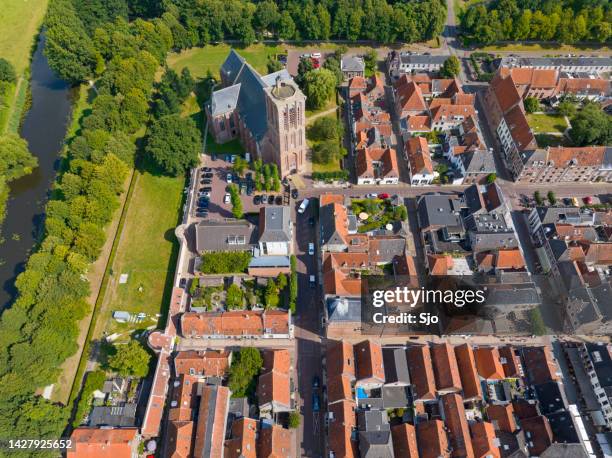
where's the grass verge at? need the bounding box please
[527,113,568,134]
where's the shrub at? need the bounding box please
[200,251,252,274]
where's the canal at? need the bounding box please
[0,32,72,309]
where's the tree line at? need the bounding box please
[0,0,197,443]
[461,0,611,44]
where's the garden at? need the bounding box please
[307,116,349,182]
[350,198,408,233]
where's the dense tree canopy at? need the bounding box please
[440,56,460,78]
[146,114,201,176]
[303,68,336,110]
[461,0,611,44]
[108,340,151,378]
[0,134,38,181]
[0,58,17,83]
[569,103,612,146]
[228,347,263,398]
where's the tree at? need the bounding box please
[530,308,546,336]
[303,68,336,110]
[364,48,377,75]
[524,97,540,114]
[229,184,243,218]
[322,54,343,85]
[534,190,543,206]
[547,191,556,206]
[267,59,283,73]
[265,278,280,308]
[108,340,151,378]
[557,100,576,118]
[289,254,298,313]
[276,273,287,290]
[569,103,612,146]
[225,283,243,309]
[145,114,201,176]
[440,56,460,78]
[0,134,38,181]
[228,347,263,397]
[307,117,342,141]
[312,140,346,164]
[278,11,296,40]
[0,58,16,83]
[294,57,313,89]
[486,173,497,183]
[254,0,280,36]
[288,411,301,428]
[232,157,248,176]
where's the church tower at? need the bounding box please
[262,76,307,177]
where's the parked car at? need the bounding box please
[378,193,390,199]
[179,278,187,289]
[261,194,268,203]
[298,198,310,214]
[226,173,233,183]
[199,191,210,198]
[268,195,275,204]
[291,189,299,199]
[225,155,231,162]
[246,186,253,196]
[200,179,212,185]
[312,375,320,389]
[308,242,315,256]
[211,154,217,161]
[275,196,283,205]
[309,274,316,287]
[311,58,320,69]
[254,195,262,205]
[224,193,231,204]
[196,210,209,218]
[583,196,593,204]
[245,172,253,180]
[230,155,237,163]
[311,52,321,59]
[308,217,315,226]
[312,393,320,412]
[201,167,212,172]
[203,172,213,178]
[366,193,378,199]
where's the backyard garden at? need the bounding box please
[351,198,408,233]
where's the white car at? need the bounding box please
[366,193,378,199]
[230,155,237,163]
[224,193,231,204]
[226,173,233,183]
[309,275,316,287]
[298,198,310,214]
[308,243,315,256]
[311,52,321,59]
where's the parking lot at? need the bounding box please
[191,155,291,221]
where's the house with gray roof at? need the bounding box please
[382,347,410,387]
[341,55,365,79]
[194,219,257,253]
[258,206,292,256]
[357,410,394,458]
[207,50,307,177]
[387,51,448,79]
[500,56,612,73]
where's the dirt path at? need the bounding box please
[306,106,338,124]
[49,173,133,404]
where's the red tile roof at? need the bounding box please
[428,254,454,276]
[470,421,500,458]
[522,346,558,385]
[258,424,294,458]
[258,349,291,410]
[499,67,558,89]
[355,147,400,180]
[454,343,482,400]
[326,340,356,379]
[391,423,419,458]
[224,417,257,458]
[521,416,553,456]
[327,374,354,404]
[495,249,526,270]
[441,393,474,458]
[396,78,427,113]
[174,350,231,378]
[490,74,522,114]
[167,421,194,458]
[487,404,517,433]
[407,136,433,175]
[431,343,462,392]
[416,419,450,458]
[556,77,610,96]
[474,347,505,380]
[193,385,230,458]
[354,340,385,383]
[499,345,521,378]
[328,399,358,458]
[406,115,431,131]
[504,104,536,151]
[168,374,199,422]
[181,310,289,336]
[406,345,436,401]
[547,146,607,167]
[68,428,139,458]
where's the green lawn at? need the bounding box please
[0,0,49,75]
[205,133,244,156]
[527,113,568,134]
[97,165,185,339]
[306,99,338,121]
[313,160,342,173]
[535,134,571,148]
[168,43,286,79]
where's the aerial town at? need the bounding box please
[0,1,611,458]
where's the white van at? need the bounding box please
[308,243,315,256]
[298,198,310,214]
[309,275,316,287]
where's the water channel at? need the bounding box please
[0,32,72,309]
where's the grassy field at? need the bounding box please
[480,42,611,53]
[168,43,286,79]
[0,0,49,75]
[313,160,342,173]
[527,113,568,134]
[94,164,185,341]
[535,133,571,148]
[206,134,244,155]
